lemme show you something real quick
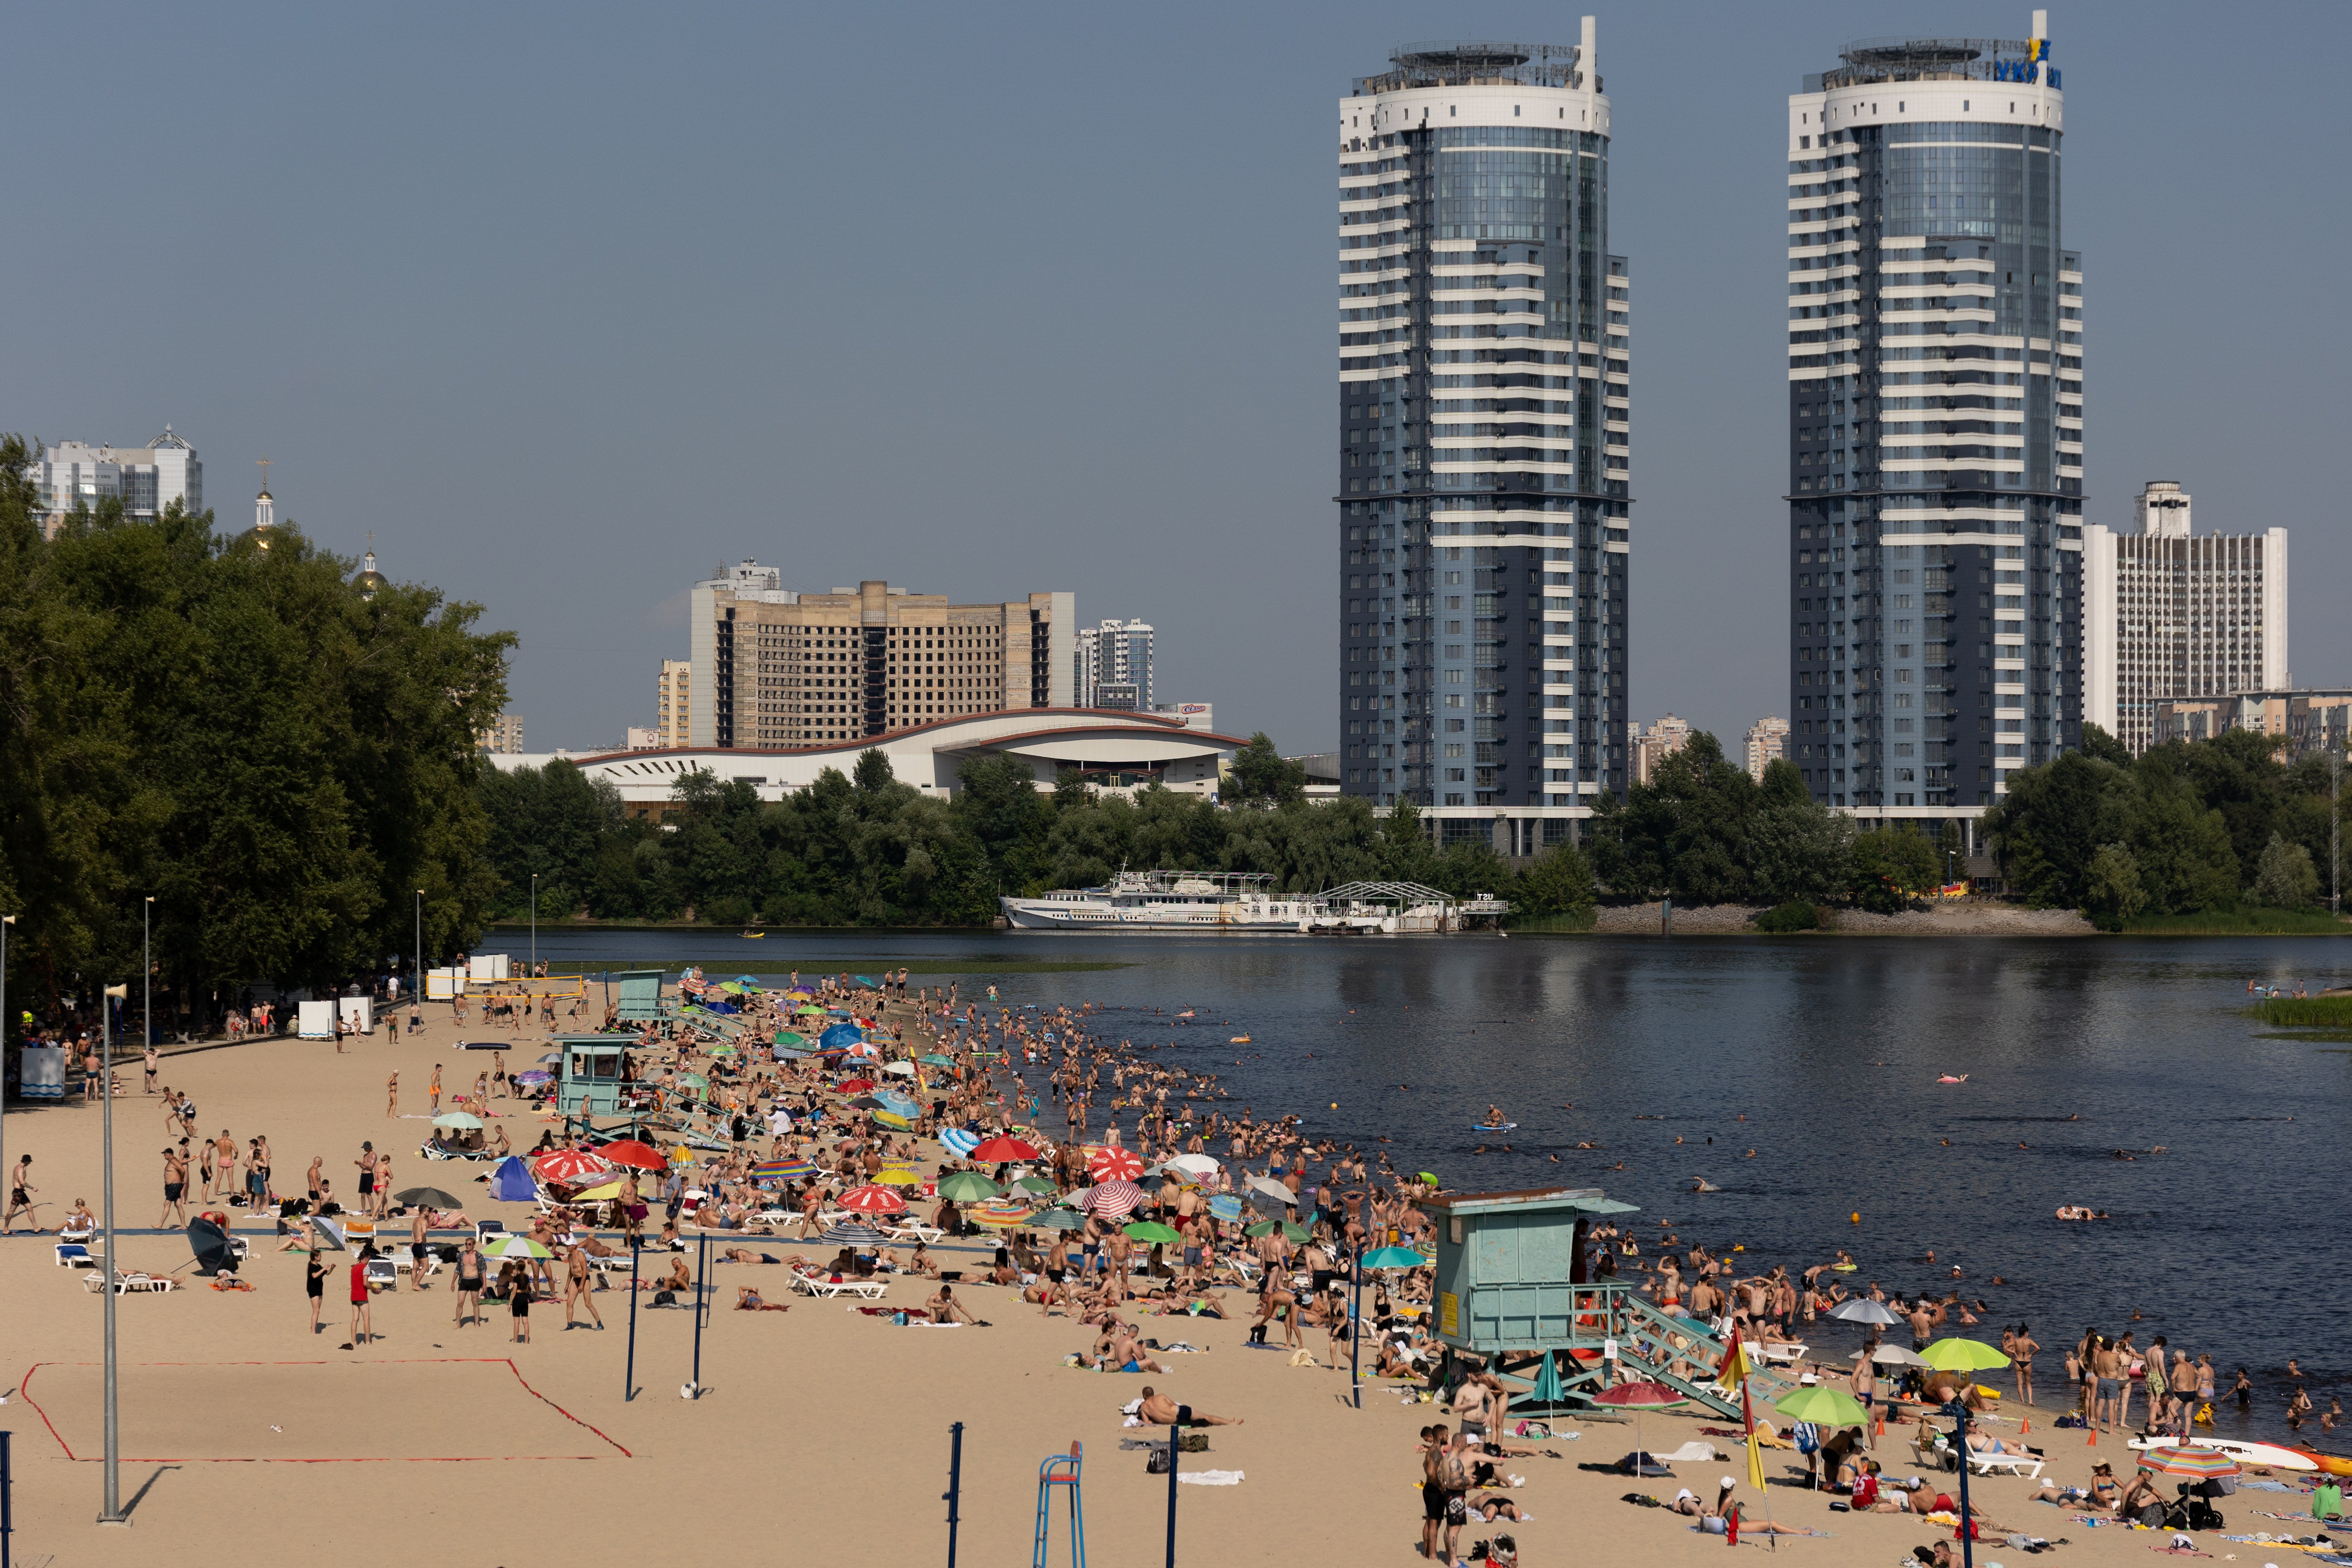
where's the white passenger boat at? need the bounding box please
[1000,872,1502,934]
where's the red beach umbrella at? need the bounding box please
[595,1139,667,1172]
[838,1184,908,1215]
[531,1150,610,1184]
[837,1077,876,1094]
[1086,1146,1145,1182]
[971,1135,1042,1163]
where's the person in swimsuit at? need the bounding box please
[4,1155,39,1234]
[510,1267,533,1343]
[160,1145,189,1226]
[348,1245,376,1347]
[454,1239,485,1326]
[409,1206,434,1291]
[306,1246,330,1334]
[1419,1425,1449,1563]
[2011,1323,2040,1406]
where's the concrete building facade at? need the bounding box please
[1336,22,1633,856]
[1744,715,1792,781]
[656,659,692,749]
[1785,11,2082,827]
[27,429,202,537]
[1075,619,1155,711]
[1631,713,1691,785]
[479,713,524,754]
[2083,481,2289,754]
[2153,690,2348,760]
[685,562,1072,751]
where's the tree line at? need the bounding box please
[477,738,1591,927]
[0,436,512,1034]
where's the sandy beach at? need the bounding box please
[0,991,2312,1568]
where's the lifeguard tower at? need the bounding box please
[554,1035,631,1115]
[1424,1184,1738,1417]
[613,969,670,1024]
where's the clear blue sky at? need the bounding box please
[7,2,2344,752]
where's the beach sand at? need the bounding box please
[0,997,2234,1565]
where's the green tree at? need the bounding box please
[1586,732,1759,903]
[1513,840,1596,918]
[2079,723,2134,766]
[1848,828,1939,913]
[1225,732,1306,807]
[2251,831,2320,909]
[2082,842,2148,930]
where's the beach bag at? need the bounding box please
[1178,1432,1209,1453]
[653,1289,677,1307]
[1146,1447,1171,1474]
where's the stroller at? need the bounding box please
[2160,1481,2226,1533]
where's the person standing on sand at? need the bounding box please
[429,1063,442,1112]
[2011,1324,2040,1405]
[143,1043,159,1095]
[306,1245,330,1333]
[1851,1345,1877,1449]
[373,1154,394,1219]
[385,1072,398,1118]
[1420,1425,1449,1564]
[355,1143,378,1214]
[160,1144,189,1226]
[4,1154,41,1234]
[347,1245,375,1348]
[409,1205,433,1291]
[563,1245,604,1331]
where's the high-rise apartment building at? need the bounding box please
[1075,619,1155,710]
[1785,11,2082,825]
[2082,482,2288,754]
[1337,22,1631,855]
[479,713,524,754]
[656,659,692,748]
[1744,715,1792,781]
[26,428,202,537]
[1631,714,1690,785]
[685,561,1071,750]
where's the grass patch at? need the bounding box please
[2245,995,2352,1027]
[1508,908,1597,933]
[2120,907,2349,936]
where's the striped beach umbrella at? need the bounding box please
[2138,1445,2243,1481]
[1079,1180,1146,1218]
[969,1200,1034,1229]
[1086,1146,1145,1183]
[938,1129,981,1158]
[751,1159,806,1181]
[483,1235,552,1260]
[531,1150,609,1184]
[821,1223,884,1246]
[1207,1194,1244,1223]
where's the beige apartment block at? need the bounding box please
[1744,715,1790,782]
[478,712,524,754]
[686,562,1072,750]
[1631,713,1691,785]
[656,658,692,748]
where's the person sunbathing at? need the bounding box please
[1473,1494,1532,1522]
[1136,1388,1241,1427]
[1962,1421,2038,1458]
[719,1247,780,1265]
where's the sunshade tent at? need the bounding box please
[1207,1195,1244,1223]
[773,1032,806,1049]
[1011,1175,1059,1195]
[751,1160,803,1180]
[819,1024,865,1051]
[854,974,879,987]
[1774,1385,1870,1427]
[938,1129,981,1158]
[881,1060,916,1076]
[1248,1176,1298,1204]
[489,1157,537,1203]
[872,1167,922,1186]
[512,1069,551,1085]
[838,1078,876,1094]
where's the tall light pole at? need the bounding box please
[530,873,538,980]
[98,979,128,1525]
[0,915,12,1246]
[414,890,424,1027]
[142,898,152,1052]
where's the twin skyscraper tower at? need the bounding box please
[1337,14,2076,851]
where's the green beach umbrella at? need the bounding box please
[1526,1352,1568,1413]
[1245,1219,1311,1242]
[936,1172,1001,1202]
[1361,1245,1425,1270]
[1917,1337,2012,1374]
[920,1053,958,1067]
[1124,1221,1181,1245]
[431,1111,483,1129]
[773,1031,805,1048]
[1028,1208,1086,1230]
[675,1072,708,1088]
[1011,1174,1059,1195]
[1774,1385,1870,1426]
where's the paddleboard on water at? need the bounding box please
[1470,1123,1518,1133]
[2127,1435,2317,1472]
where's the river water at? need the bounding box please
[509,925,2350,1445]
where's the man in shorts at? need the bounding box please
[410,1204,434,1291]
[160,1144,189,1226]
[1421,1424,1450,1562]
[1136,1388,1241,1429]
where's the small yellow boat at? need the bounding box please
[741,930,765,938]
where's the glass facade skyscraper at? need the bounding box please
[1785,11,2083,824]
[1337,22,1630,855]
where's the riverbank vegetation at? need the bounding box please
[0,437,513,1018]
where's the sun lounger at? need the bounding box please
[1913,1432,1960,1471]
[791,1269,887,1300]
[55,1242,101,1268]
[83,1269,174,1294]
[1759,1342,1808,1365]
[882,1222,945,1245]
[1967,1451,2045,1481]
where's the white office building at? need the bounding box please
[1075,619,1155,710]
[2083,481,2288,754]
[26,428,202,536]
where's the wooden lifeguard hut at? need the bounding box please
[1423,1184,1738,1416]
[554,1035,631,1115]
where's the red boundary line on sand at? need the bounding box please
[15,1358,631,1461]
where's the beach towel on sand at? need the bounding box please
[1178,1470,1244,1485]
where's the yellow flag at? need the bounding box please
[1746,1431,1767,1490]
[1719,1337,1753,1388]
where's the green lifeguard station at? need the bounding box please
[554,1035,631,1115]
[613,969,670,1024]
[1423,1184,1738,1417]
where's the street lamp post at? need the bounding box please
[530,873,538,980]
[0,915,12,1246]
[142,899,152,1052]
[414,891,423,1028]
[98,979,128,1525]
